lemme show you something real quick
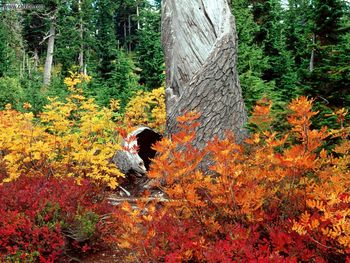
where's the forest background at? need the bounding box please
[0,0,348,119]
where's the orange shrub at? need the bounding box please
[114,97,349,262]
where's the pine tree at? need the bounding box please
[0,20,11,77]
[250,0,301,102]
[115,0,139,52]
[0,3,22,77]
[22,2,46,72]
[153,0,161,9]
[136,3,164,89]
[55,0,95,75]
[94,0,140,107]
[232,0,275,110]
[285,0,312,68]
[96,0,118,79]
[304,0,349,107]
[22,0,69,85]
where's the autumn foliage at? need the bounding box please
[0,72,349,262]
[0,73,167,261]
[124,87,166,132]
[0,73,125,188]
[0,175,117,262]
[0,73,167,188]
[114,97,350,262]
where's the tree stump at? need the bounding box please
[162,0,247,148]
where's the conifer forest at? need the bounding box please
[0,0,349,262]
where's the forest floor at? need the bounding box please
[60,246,127,263]
[65,185,157,262]
[81,250,123,263]
[74,192,144,262]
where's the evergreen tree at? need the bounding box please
[54,1,81,74]
[22,2,47,72]
[21,0,68,85]
[115,0,141,52]
[96,0,118,79]
[153,0,161,9]
[94,49,139,107]
[0,2,23,77]
[55,0,95,75]
[304,0,349,107]
[135,3,164,89]
[285,0,313,68]
[0,20,11,77]
[232,0,275,110]
[94,0,140,107]
[250,0,301,102]
[312,0,344,45]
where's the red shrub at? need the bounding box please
[0,175,116,262]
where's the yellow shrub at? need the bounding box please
[124,87,166,132]
[0,73,123,188]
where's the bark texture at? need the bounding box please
[43,19,56,86]
[78,0,85,74]
[309,33,315,72]
[162,0,247,149]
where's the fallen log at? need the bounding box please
[111,126,162,197]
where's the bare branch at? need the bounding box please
[39,33,54,45]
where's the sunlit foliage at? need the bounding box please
[114,97,349,262]
[124,87,166,132]
[0,72,123,188]
[1,79,349,261]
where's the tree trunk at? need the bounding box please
[309,33,315,72]
[136,4,140,30]
[128,15,132,52]
[43,18,56,86]
[33,48,39,71]
[124,21,127,49]
[27,52,31,77]
[78,0,84,73]
[162,0,247,148]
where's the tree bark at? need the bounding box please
[162,0,247,148]
[136,4,140,30]
[33,48,39,71]
[43,17,56,86]
[309,33,315,72]
[78,0,85,73]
